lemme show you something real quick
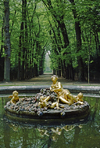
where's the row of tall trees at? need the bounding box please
[0,0,100,82]
[47,0,100,82]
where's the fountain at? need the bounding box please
[4,75,90,121]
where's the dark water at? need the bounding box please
[0,97,100,148]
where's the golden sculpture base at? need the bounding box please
[4,97,90,122]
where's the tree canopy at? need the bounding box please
[0,0,100,82]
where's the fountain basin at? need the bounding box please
[1,85,100,97]
[4,96,90,121]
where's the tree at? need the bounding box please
[69,0,85,81]
[0,0,100,82]
[0,16,4,81]
[42,0,72,77]
[4,0,11,81]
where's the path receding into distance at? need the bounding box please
[0,74,100,86]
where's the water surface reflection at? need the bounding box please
[0,97,100,148]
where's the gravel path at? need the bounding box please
[0,74,100,86]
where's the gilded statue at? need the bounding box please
[9,76,83,108]
[38,95,59,109]
[50,75,83,106]
[9,90,19,104]
[38,75,83,109]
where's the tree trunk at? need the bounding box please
[0,17,4,80]
[21,0,27,80]
[69,0,85,81]
[57,19,69,48]
[4,0,11,81]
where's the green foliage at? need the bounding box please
[0,0,100,80]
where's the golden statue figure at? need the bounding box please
[38,96,50,108]
[38,95,59,109]
[50,75,83,106]
[8,76,84,108]
[38,75,83,109]
[9,90,19,104]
